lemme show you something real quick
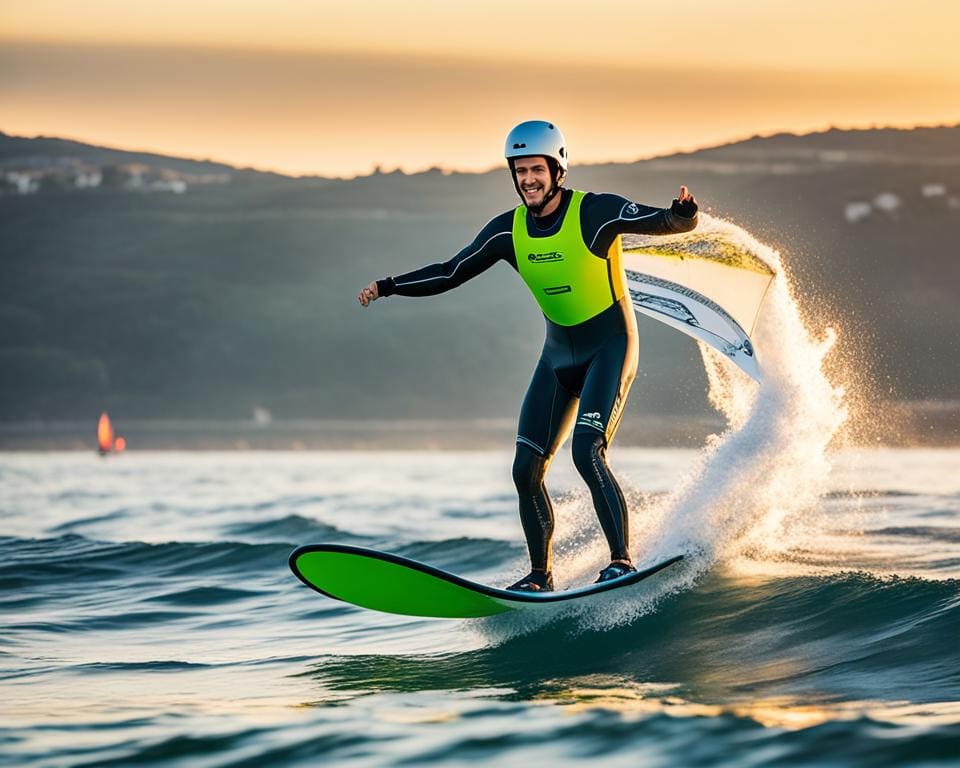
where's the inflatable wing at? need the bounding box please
[621,223,775,381]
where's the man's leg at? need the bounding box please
[510,358,576,588]
[571,432,631,563]
[570,333,638,568]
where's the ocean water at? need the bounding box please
[1,448,958,767]
[4,216,959,766]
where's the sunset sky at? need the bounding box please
[2,0,958,177]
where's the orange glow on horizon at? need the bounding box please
[2,41,958,178]
[2,1,959,176]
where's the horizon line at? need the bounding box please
[4,120,960,181]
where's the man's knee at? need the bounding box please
[572,431,606,479]
[513,443,546,493]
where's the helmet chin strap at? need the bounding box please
[510,160,565,216]
[527,181,562,215]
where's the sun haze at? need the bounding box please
[2,0,958,176]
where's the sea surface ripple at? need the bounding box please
[1,449,959,767]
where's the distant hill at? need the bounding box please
[0,130,266,177]
[1,125,958,435]
[682,124,960,160]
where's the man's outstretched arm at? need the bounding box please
[358,211,515,306]
[583,186,699,256]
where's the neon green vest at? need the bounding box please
[513,190,626,326]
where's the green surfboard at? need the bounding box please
[289,544,684,619]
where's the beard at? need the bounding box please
[523,180,557,214]
[509,160,562,214]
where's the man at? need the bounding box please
[358,120,698,591]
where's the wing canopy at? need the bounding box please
[622,224,775,381]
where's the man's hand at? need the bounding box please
[358,280,379,307]
[671,185,698,218]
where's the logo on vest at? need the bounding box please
[543,285,571,296]
[625,203,640,216]
[528,251,564,263]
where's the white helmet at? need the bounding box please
[504,120,568,210]
[504,120,568,174]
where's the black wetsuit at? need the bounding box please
[378,188,698,573]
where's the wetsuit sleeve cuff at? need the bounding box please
[376,278,396,298]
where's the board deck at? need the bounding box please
[289,544,684,618]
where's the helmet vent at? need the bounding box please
[513,142,526,149]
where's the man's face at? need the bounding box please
[512,157,553,208]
